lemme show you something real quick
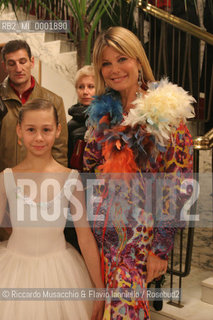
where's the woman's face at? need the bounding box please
[76,76,95,106]
[101,46,139,94]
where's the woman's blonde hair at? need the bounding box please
[75,65,95,88]
[93,26,155,95]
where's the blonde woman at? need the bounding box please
[83,27,194,319]
[68,65,95,168]
[66,66,95,252]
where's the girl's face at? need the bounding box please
[101,46,139,94]
[17,108,61,157]
[76,76,95,106]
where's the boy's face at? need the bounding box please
[3,49,34,88]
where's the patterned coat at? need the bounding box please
[83,81,194,319]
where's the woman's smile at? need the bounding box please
[101,46,139,94]
[111,74,127,83]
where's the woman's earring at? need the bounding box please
[138,70,143,87]
[18,139,22,146]
[136,70,143,98]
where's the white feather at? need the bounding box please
[123,78,195,145]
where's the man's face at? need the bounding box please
[3,49,34,87]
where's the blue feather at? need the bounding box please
[86,92,123,127]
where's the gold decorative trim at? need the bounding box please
[140,3,213,45]
[193,129,213,150]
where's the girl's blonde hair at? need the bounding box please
[75,65,95,88]
[93,26,155,95]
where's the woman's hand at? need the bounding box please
[91,300,105,320]
[146,254,168,283]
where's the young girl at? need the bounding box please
[0,98,104,320]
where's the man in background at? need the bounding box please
[0,39,68,171]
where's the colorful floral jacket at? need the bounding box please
[83,79,194,259]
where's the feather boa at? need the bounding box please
[122,78,195,146]
[87,79,195,175]
[98,141,138,174]
[86,91,123,127]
